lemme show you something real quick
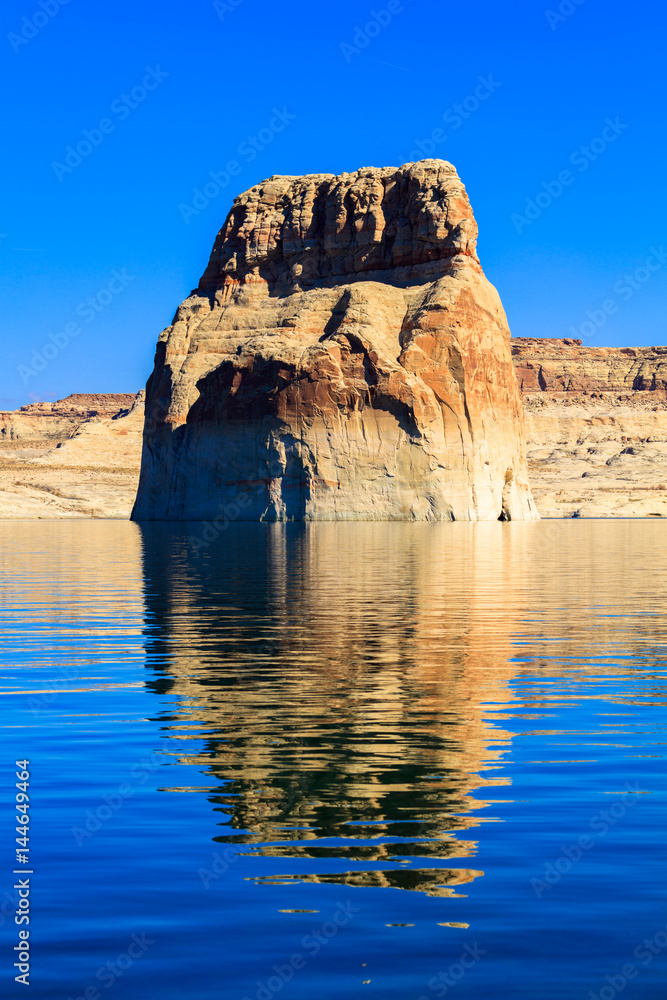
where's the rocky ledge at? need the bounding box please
[132,160,538,522]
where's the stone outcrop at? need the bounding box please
[132,160,538,522]
[511,338,667,518]
[5,332,667,519]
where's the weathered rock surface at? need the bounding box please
[513,338,667,395]
[132,160,538,522]
[5,335,667,520]
[15,393,136,418]
[0,393,143,518]
[512,339,667,517]
[0,393,136,448]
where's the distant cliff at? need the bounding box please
[132,160,538,522]
[511,339,667,518]
[512,338,667,396]
[0,393,137,445]
[0,393,142,519]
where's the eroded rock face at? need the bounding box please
[132,160,538,522]
[511,338,667,518]
[0,393,143,519]
[512,339,667,395]
[0,393,137,445]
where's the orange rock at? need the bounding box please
[132,160,538,522]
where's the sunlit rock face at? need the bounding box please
[511,338,667,518]
[132,160,538,521]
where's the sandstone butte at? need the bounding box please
[131,160,539,522]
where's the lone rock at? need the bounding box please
[132,159,538,521]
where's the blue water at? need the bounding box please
[1,520,666,999]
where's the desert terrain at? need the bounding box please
[0,393,142,518]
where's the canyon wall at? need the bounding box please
[513,338,667,395]
[512,339,667,517]
[0,393,136,447]
[132,160,538,522]
[0,393,143,518]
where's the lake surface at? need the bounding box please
[1,520,666,999]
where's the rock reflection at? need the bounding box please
[139,522,529,895]
[249,867,485,897]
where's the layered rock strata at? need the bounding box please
[0,393,136,447]
[132,160,538,522]
[512,339,667,396]
[512,339,667,518]
[15,393,137,418]
[0,392,143,518]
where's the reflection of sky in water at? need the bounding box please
[1,521,666,1000]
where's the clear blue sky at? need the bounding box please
[1,0,665,407]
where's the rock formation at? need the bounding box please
[512,339,667,396]
[132,160,538,522]
[0,392,143,518]
[0,393,136,446]
[512,338,667,518]
[4,335,667,519]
